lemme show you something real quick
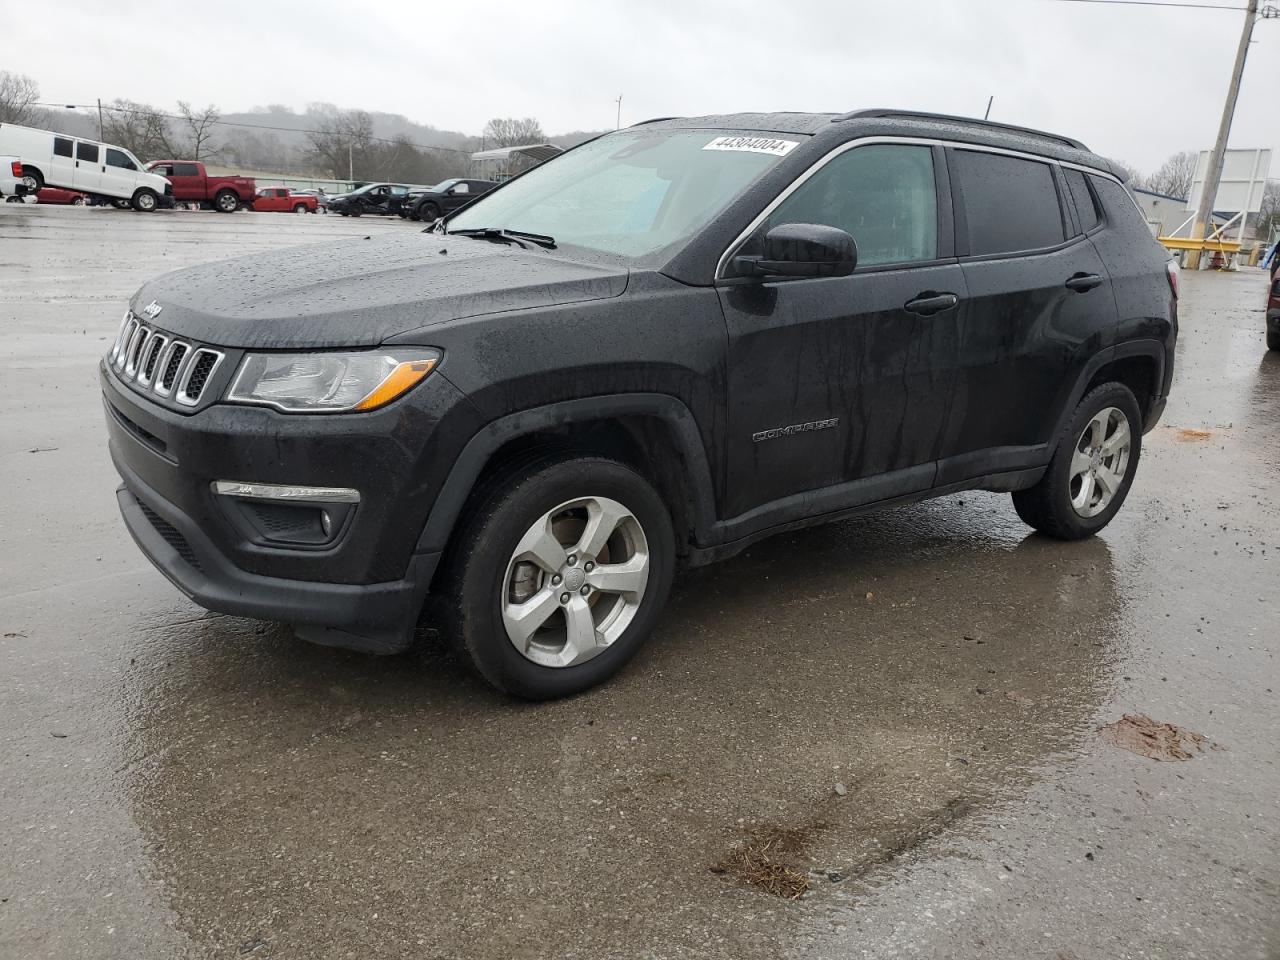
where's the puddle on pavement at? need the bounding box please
[117,501,1125,957]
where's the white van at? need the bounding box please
[0,124,171,211]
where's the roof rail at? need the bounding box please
[630,116,683,127]
[833,109,1089,151]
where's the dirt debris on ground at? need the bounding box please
[1098,714,1220,761]
[713,823,823,899]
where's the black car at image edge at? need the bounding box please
[100,108,1177,699]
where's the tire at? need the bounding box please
[419,201,440,223]
[71,196,85,206]
[20,167,43,192]
[443,455,676,700]
[1012,382,1142,540]
[113,199,131,209]
[131,189,158,212]
[1267,328,1280,352]
[214,190,239,213]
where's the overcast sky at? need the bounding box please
[4,0,1277,174]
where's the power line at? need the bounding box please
[34,101,476,157]
[1039,0,1247,9]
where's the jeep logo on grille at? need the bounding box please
[141,300,163,319]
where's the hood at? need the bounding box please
[130,233,629,349]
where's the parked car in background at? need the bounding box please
[328,183,412,217]
[0,156,26,201]
[0,124,171,210]
[397,184,437,219]
[36,186,91,205]
[146,161,255,213]
[406,178,497,222]
[1267,265,1280,352]
[252,187,319,214]
[290,188,329,212]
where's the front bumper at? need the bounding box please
[101,357,480,652]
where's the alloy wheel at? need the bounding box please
[1069,406,1131,517]
[500,496,650,668]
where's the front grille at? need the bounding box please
[107,312,224,408]
[135,496,202,571]
[183,351,218,401]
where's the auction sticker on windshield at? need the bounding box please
[702,136,798,157]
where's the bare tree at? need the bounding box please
[305,106,375,178]
[1106,157,1141,185]
[0,71,45,126]
[1254,180,1280,238]
[481,117,545,148]
[177,101,220,160]
[1142,151,1197,200]
[102,99,177,161]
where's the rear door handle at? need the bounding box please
[903,292,960,316]
[1065,273,1103,292]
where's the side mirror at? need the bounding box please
[735,223,858,279]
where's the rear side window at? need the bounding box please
[762,143,938,267]
[173,162,199,177]
[1089,176,1151,239]
[54,137,73,158]
[953,150,1065,256]
[1063,169,1100,233]
[76,141,100,163]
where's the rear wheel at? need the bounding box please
[131,189,158,212]
[214,190,239,213]
[293,203,308,214]
[444,455,675,700]
[1012,383,1142,540]
[20,167,43,192]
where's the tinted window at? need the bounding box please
[173,163,200,177]
[1064,169,1100,233]
[1090,176,1151,238]
[762,144,938,267]
[76,142,100,163]
[54,137,73,158]
[953,150,1065,255]
[105,148,136,170]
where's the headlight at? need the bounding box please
[227,349,440,413]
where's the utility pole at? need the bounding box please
[97,98,103,140]
[983,95,993,120]
[615,94,623,130]
[1188,0,1259,268]
[348,141,354,182]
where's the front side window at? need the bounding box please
[448,130,796,261]
[952,150,1065,256]
[105,148,136,171]
[54,137,73,158]
[753,143,938,268]
[76,142,100,163]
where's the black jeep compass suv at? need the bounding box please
[101,109,1177,699]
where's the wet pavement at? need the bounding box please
[1,204,1277,959]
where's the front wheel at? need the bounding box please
[444,455,675,699]
[1267,328,1280,352]
[1012,383,1142,540]
[293,204,308,214]
[131,189,158,212]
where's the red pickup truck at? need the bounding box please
[145,160,255,213]
[252,187,319,214]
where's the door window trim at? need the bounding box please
[715,135,1125,279]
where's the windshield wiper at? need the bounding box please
[444,227,557,250]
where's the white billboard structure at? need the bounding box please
[1179,148,1272,246]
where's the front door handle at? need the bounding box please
[903,292,960,316]
[1065,273,1103,292]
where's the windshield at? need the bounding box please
[447,130,799,261]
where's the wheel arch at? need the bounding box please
[1052,340,1165,442]
[414,394,718,581]
[19,164,44,189]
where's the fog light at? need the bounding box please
[212,480,360,502]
